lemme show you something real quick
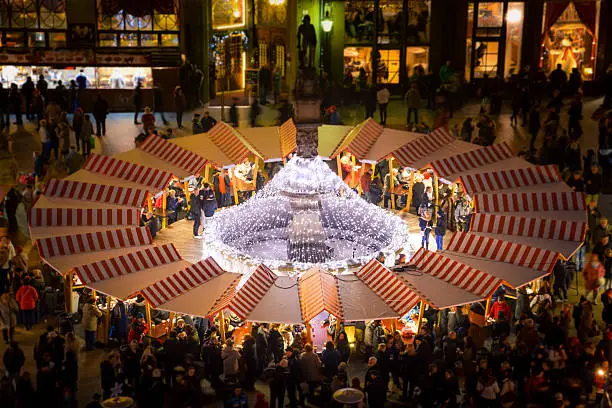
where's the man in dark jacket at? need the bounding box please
[268,325,285,363]
[0,83,8,130]
[153,85,169,126]
[434,208,446,251]
[364,358,386,408]
[201,111,217,132]
[585,164,603,205]
[553,260,570,301]
[285,347,302,407]
[191,187,204,239]
[21,76,35,120]
[93,94,109,137]
[229,98,239,128]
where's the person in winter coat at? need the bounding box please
[583,254,606,304]
[585,165,603,205]
[364,357,386,407]
[300,343,322,394]
[269,359,289,408]
[15,277,38,330]
[0,293,18,343]
[405,82,420,124]
[174,86,186,128]
[110,300,129,344]
[434,208,446,250]
[321,341,341,380]
[419,206,433,249]
[56,121,70,158]
[82,297,102,350]
[201,183,218,228]
[190,187,204,238]
[222,339,241,379]
[93,94,109,136]
[128,313,149,344]
[553,260,570,301]
[80,114,94,157]
[2,340,25,380]
[268,324,285,363]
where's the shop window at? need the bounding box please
[213,33,246,92]
[504,2,523,78]
[97,0,179,47]
[212,0,245,29]
[97,67,152,89]
[275,43,285,76]
[48,31,65,48]
[406,0,430,45]
[259,41,268,69]
[377,0,402,45]
[98,32,117,47]
[160,33,178,47]
[27,30,44,47]
[406,46,429,75]
[465,2,474,81]
[4,31,24,47]
[344,0,375,44]
[473,41,499,78]
[542,1,597,81]
[255,0,287,26]
[119,32,138,47]
[377,49,400,84]
[344,46,373,84]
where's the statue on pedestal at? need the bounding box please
[297,15,317,69]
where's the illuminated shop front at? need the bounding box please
[465,1,525,81]
[212,0,247,93]
[540,0,600,81]
[342,0,430,87]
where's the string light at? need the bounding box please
[203,156,409,274]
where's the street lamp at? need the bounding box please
[322,11,333,33]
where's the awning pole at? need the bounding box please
[336,154,343,178]
[484,298,492,325]
[389,158,395,210]
[204,163,211,183]
[184,181,191,212]
[304,321,313,344]
[434,173,439,209]
[231,168,240,205]
[161,190,167,229]
[402,171,415,213]
[147,195,153,213]
[218,311,226,342]
[168,312,176,333]
[334,318,342,342]
[416,300,425,333]
[64,271,73,313]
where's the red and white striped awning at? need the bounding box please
[29,208,140,239]
[280,119,297,158]
[356,259,420,316]
[36,226,152,274]
[331,118,383,160]
[298,268,343,322]
[430,143,515,182]
[83,153,173,192]
[44,179,148,208]
[474,191,585,213]
[208,265,277,320]
[410,248,502,298]
[458,165,565,196]
[73,243,189,299]
[389,127,456,169]
[446,231,559,276]
[141,257,228,308]
[208,122,262,165]
[140,134,207,176]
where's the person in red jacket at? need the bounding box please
[488,293,511,337]
[15,277,38,330]
[127,313,149,344]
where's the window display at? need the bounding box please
[406,0,430,44]
[0,66,153,90]
[255,0,287,26]
[377,49,400,84]
[406,46,429,74]
[473,41,499,78]
[344,0,375,44]
[344,46,373,82]
[212,0,246,29]
[541,1,598,80]
[0,0,66,48]
[504,2,523,78]
[377,0,402,45]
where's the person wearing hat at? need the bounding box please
[364,356,386,407]
[128,313,149,344]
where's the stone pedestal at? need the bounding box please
[294,66,322,158]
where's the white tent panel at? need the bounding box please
[397,271,483,309]
[337,277,399,321]
[248,276,303,323]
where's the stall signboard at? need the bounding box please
[38,50,95,65]
[96,53,151,66]
[0,53,35,64]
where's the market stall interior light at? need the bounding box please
[506,8,522,24]
[322,12,333,33]
[268,0,285,5]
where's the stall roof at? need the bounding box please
[364,128,422,163]
[397,271,483,309]
[74,244,190,300]
[429,143,515,180]
[44,179,149,208]
[37,227,153,275]
[81,153,174,192]
[458,164,563,196]
[239,126,283,161]
[337,277,398,321]
[473,191,586,213]
[207,122,264,164]
[318,125,353,158]
[280,119,297,158]
[331,118,383,160]
[114,148,199,180]
[170,133,234,168]
[298,268,343,321]
[247,276,303,323]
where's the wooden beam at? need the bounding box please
[147,196,153,213]
[64,271,73,313]
[231,168,240,205]
[168,312,176,333]
[402,171,415,213]
[434,173,439,209]
[416,300,425,333]
[336,154,343,178]
[145,300,153,326]
[218,311,226,342]
[389,158,395,210]
[334,318,342,342]
[203,163,211,183]
[184,181,191,212]
[484,298,492,325]
[161,190,167,229]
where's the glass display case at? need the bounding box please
[0,66,152,89]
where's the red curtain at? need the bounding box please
[153,0,176,14]
[573,1,597,36]
[542,1,570,40]
[99,0,122,15]
[121,0,151,17]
